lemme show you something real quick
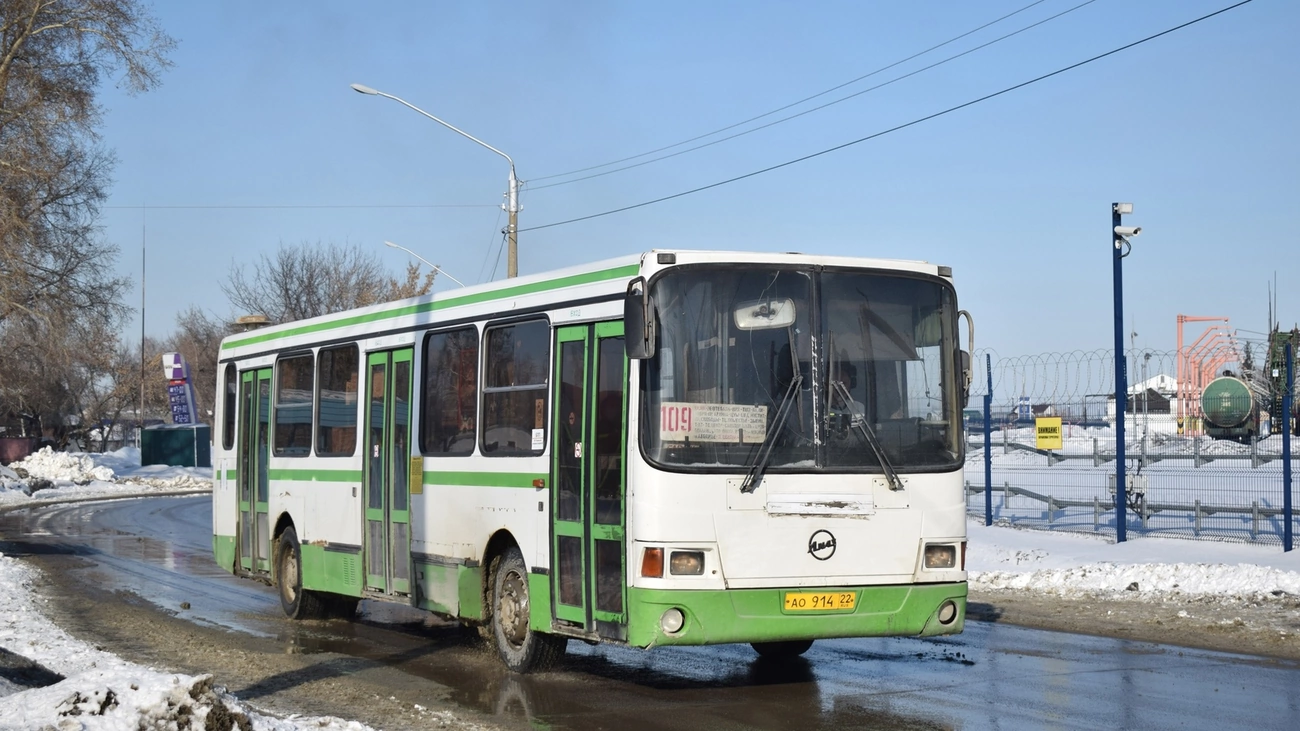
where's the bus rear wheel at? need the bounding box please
[751,639,814,659]
[276,526,324,620]
[491,547,566,673]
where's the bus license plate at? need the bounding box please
[783,591,856,612]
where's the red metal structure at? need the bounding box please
[1176,315,1231,434]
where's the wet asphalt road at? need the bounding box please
[3,495,1299,730]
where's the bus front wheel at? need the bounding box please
[751,639,814,659]
[491,547,566,673]
[276,526,324,620]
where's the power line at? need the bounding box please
[520,0,1254,234]
[103,203,495,210]
[530,0,1056,184]
[527,0,1098,192]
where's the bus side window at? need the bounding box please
[222,363,237,450]
[481,320,549,456]
[421,326,479,456]
[316,345,359,457]
[274,353,314,457]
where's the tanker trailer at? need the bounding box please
[1200,375,1262,442]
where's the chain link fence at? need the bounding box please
[965,344,1297,547]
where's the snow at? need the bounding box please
[0,447,210,506]
[0,449,379,729]
[0,553,372,730]
[968,520,1300,600]
[2,447,1300,727]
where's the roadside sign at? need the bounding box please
[1035,417,1062,450]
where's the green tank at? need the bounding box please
[1200,376,1255,429]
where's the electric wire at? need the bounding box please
[104,204,494,210]
[530,0,1054,183]
[519,0,1254,233]
[527,0,1098,192]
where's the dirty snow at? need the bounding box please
[0,447,209,506]
[0,553,372,730]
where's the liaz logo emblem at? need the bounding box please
[807,530,836,561]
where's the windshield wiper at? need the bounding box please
[831,380,904,491]
[740,374,803,494]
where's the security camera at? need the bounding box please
[1114,225,1141,237]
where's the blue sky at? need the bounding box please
[97,0,1297,358]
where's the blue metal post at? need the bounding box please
[1284,342,1293,552]
[1112,203,1128,542]
[984,353,993,526]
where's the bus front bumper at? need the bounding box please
[625,582,966,648]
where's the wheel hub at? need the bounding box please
[498,569,529,646]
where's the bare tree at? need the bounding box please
[0,306,127,446]
[0,1,174,444]
[0,0,174,322]
[223,241,435,324]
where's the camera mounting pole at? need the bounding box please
[1112,201,1139,543]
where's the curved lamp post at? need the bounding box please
[352,83,520,278]
[384,241,466,287]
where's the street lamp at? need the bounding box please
[1112,202,1142,543]
[352,83,521,278]
[384,241,466,287]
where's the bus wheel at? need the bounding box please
[326,596,359,620]
[751,639,814,659]
[491,547,566,673]
[276,526,323,619]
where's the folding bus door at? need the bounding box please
[363,348,414,597]
[238,368,273,574]
[551,321,628,639]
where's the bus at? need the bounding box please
[211,250,974,672]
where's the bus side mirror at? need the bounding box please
[959,350,971,408]
[958,309,975,408]
[625,278,654,359]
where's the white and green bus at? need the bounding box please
[212,250,974,672]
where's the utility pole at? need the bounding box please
[506,166,519,278]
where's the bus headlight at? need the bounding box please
[924,544,956,569]
[669,551,704,575]
[938,600,958,625]
[661,608,685,634]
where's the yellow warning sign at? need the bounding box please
[1035,417,1062,450]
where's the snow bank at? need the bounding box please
[0,552,371,730]
[8,447,115,484]
[0,447,210,507]
[972,562,1300,599]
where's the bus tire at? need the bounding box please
[276,526,324,620]
[751,639,814,659]
[491,547,566,673]
[327,596,359,620]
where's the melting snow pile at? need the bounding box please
[9,447,115,484]
[0,553,371,730]
[0,447,210,505]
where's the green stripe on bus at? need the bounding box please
[267,469,364,482]
[222,263,640,351]
[422,471,544,488]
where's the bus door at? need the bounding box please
[238,368,273,573]
[363,348,414,596]
[551,321,628,638]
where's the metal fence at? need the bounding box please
[965,345,1297,548]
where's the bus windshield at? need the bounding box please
[643,266,960,473]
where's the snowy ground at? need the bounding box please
[2,448,1300,728]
